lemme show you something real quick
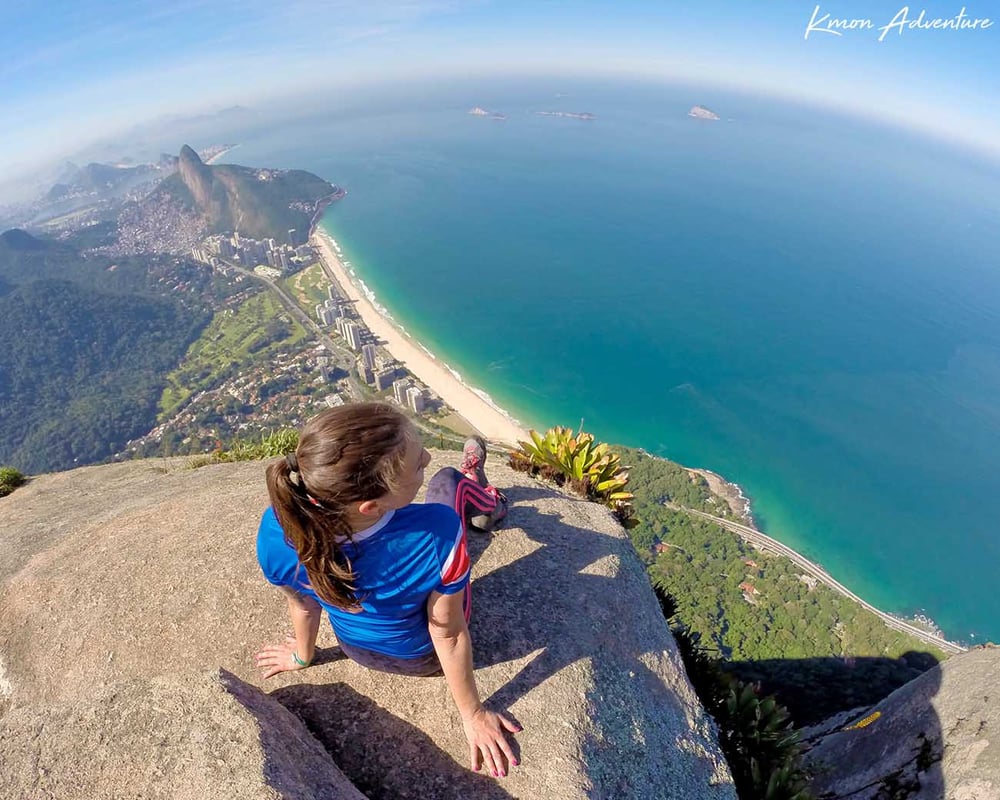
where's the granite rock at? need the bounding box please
[0,452,736,799]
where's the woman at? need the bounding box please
[254,402,519,777]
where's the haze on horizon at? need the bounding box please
[2,0,999,201]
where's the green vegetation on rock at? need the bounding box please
[0,466,26,497]
[510,426,635,523]
[188,428,300,468]
[510,431,943,728]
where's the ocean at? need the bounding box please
[222,77,1000,643]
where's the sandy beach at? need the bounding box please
[311,229,530,446]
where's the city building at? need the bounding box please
[374,368,396,392]
[359,363,375,385]
[361,344,377,371]
[406,386,426,413]
[327,285,338,301]
[343,320,363,351]
[392,378,411,405]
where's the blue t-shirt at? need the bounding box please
[256,503,469,658]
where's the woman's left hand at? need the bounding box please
[463,707,522,777]
[255,636,310,679]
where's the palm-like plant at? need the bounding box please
[510,426,635,523]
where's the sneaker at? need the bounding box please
[461,436,489,487]
[461,436,509,530]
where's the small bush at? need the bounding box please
[0,466,26,497]
[191,429,300,467]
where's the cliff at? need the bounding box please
[0,452,736,799]
[803,646,1000,798]
[153,145,338,245]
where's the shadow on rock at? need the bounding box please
[273,682,515,800]
[469,497,634,706]
[726,651,941,727]
[799,653,945,799]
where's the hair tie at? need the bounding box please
[286,452,299,473]
[305,493,326,509]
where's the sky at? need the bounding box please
[1,0,998,193]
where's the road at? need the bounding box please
[665,503,966,655]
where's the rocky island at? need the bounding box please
[468,107,507,120]
[688,105,721,121]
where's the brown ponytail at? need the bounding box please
[265,402,412,609]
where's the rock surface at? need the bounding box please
[804,647,1000,799]
[0,669,365,800]
[0,452,736,799]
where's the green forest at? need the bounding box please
[616,446,944,724]
[0,229,220,473]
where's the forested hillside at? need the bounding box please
[0,230,216,473]
[617,446,944,724]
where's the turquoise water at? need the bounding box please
[229,79,1000,643]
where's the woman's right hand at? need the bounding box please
[462,707,522,777]
[255,636,311,679]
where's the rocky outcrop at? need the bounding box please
[177,144,218,214]
[0,669,365,799]
[804,647,1000,799]
[157,145,336,245]
[0,453,735,799]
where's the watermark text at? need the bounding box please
[805,5,993,41]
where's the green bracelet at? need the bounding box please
[292,651,311,667]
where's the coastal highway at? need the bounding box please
[666,503,967,656]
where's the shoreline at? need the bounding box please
[310,228,530,446]
[688,467,755,525]
[675,504,967,655]
[204,145,237,165]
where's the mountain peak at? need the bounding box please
[178,144,203,166]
